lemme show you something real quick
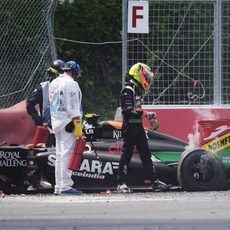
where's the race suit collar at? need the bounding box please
[62,72,74,80]
[127,80,142,96]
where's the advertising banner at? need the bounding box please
[128,0,149,33]
[199,120,230,152]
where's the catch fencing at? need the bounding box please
[122,0,230,106]
[0,0,57,108]
[1,0,230,108]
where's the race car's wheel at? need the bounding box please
[177,149,227,191]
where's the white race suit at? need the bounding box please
[49,73,82,192]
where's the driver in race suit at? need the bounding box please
[26,59,65,147]
[49,60,83,195]
[117,62,168,193]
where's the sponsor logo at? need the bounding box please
[47,154,119,180]
[69,92,76,97]
[109,145,123,153]
[204,125,230,140]
[72,159,119,180]
[151,155,161,162]
[47,144,94,167]
[0,151,26,167]
[113,130,122,139]
[202,132,230,152]
[84,144,95,154]
[221,157,230,168]
[84,128,94,135]
[108,145,138,154]
[47,154,56,167]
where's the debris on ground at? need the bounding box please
[0,190,5,198]
[100,189,112,195]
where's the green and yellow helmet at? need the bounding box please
[129,62,154,91]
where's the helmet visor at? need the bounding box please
[47,68,59,78]
[139,67,154,90]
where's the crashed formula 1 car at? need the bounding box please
[0,114,230,194]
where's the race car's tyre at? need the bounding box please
[177,148,227,191]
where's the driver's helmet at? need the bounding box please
[129,62,154,91]
[64,60,81,79]
[47,59,65,78]
[85,113,100,126]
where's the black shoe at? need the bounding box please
[61,188,82,195]
[152,180,168,192]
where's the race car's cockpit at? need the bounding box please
[83,113,122,141]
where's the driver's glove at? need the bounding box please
[32,114,46,126]
[146,112,156,121]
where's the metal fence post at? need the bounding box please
[122,0,128,89]
[214,0,222,105]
